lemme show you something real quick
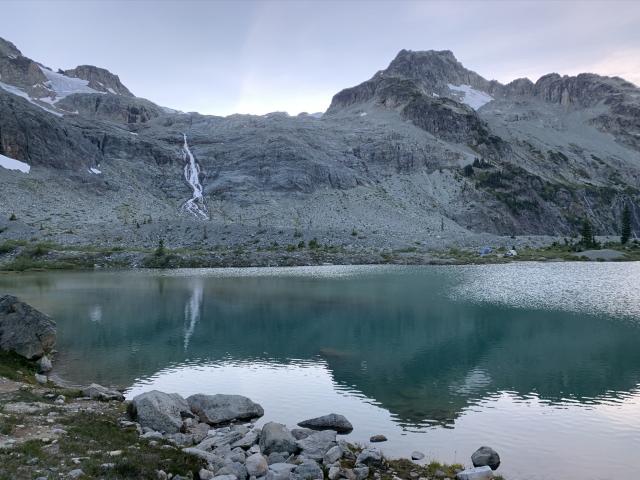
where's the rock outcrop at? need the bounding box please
[0,295,56,360]
[64,65,133,96]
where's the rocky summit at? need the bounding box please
[0,37,639,254]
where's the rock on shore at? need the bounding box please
[0,294,56,359]
[188,393,264,425]
[297,413,353,433]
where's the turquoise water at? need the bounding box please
[2,263,640,479]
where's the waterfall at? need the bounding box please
[181,133,209,219]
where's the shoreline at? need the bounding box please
[0,239,639,272]
[0,354,504,480]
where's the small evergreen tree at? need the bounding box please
[621,204,632,244]
[155,238,165,257]
[9,213,16,221]
[462,164,474,177]
[580,218,595,248]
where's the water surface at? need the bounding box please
[2,263,640,480]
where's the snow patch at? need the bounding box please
[359,112,367,117]
[447,84,493,110]
[38,66,101,102]
[0,153,30,173]
[0,81,63,116]
[89,167,102,174]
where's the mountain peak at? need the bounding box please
[0,37,21,59]
[64,65,133,96]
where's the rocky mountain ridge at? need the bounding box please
[0,37,638,251]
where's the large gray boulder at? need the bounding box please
[0,295,56,360]
[297,413,353,434]
[471,446,500,470]
[187,394,264,425]
[259,422,298,455]
[296,430,337,461]
[82,383,124,402]
[128,390,190,433]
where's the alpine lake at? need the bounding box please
[2,262,640,480]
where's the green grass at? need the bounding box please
[0,350,37,381]
[0,410,205,480]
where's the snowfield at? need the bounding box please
[447,84,493,110]
[0,81,63,116]
[0,153,30,173]
[39,66,101,102]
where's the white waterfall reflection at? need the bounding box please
[183,278,204,350]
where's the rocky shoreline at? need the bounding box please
[0,294,508,480]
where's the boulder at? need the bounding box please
[231,429,260,449]
[259,422,298,455]
[369,434,387,442]
[266,463,296,480]
[291,428,313,440]
[456,466,493,480]
[0,295,56,359]
[296,430,337,461]
[129,390,190,433]
[291,459,323,480]
[267,451,289,464]
[245,453,268,477]
[352,466,369,480]
[323,445,343,464]
[37,355,52,373]
[328,466,341,480]
[187,394,264,425]
[471,446,500,470]
[82,383,125,402]
[355,448,382,467]
[199,469,214,480]
[297,414,353,434]
[216,462,247,480]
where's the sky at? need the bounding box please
[2,0,640,116]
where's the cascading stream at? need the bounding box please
[181,133,209,219]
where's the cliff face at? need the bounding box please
[0,37,639,249]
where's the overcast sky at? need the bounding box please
[2,0,639,116]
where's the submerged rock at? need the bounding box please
[297,413,353,434]
[187,394,264,425]
[260,422,298,455]
[129,390,190,433]
[369,434,387,443]
[471,446,500,470]
[411,451,425,460]
[0,295,56,360]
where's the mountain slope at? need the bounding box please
[0,38,638,252]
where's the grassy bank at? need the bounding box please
[1,238,639,272]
